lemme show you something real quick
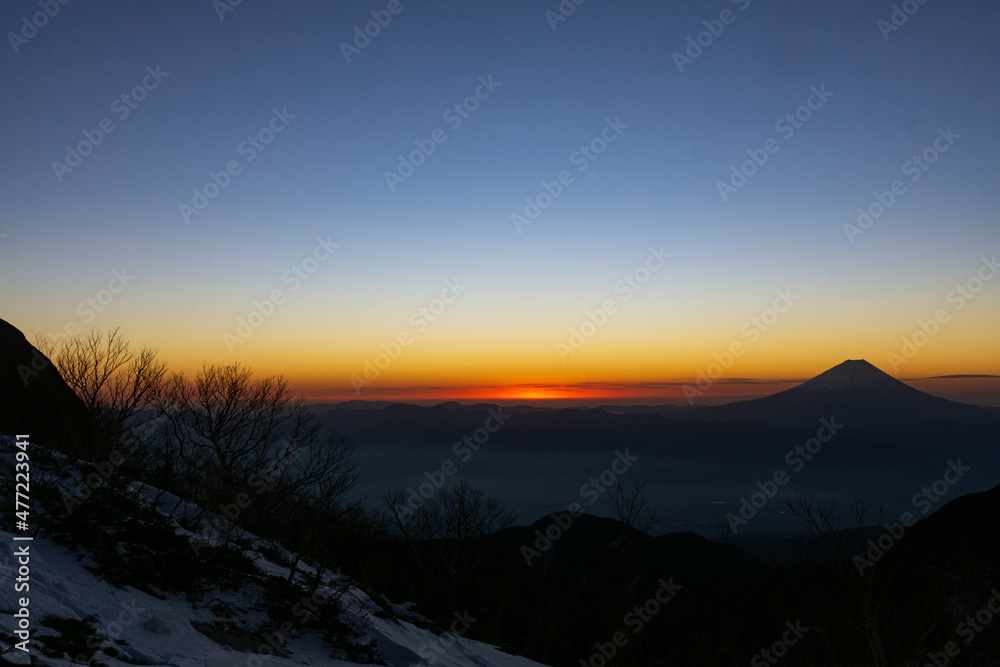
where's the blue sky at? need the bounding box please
[1,0,998,400]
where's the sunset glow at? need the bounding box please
[1,2,997,408]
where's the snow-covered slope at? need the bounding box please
[0,438,546,667]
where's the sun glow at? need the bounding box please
[498,387,573,402]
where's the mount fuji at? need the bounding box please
[684,359,1000,429]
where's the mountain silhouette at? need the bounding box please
[683,359,999,429]
[484,513,761,589]
[0,318,90,447]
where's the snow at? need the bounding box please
[0,438,547,667]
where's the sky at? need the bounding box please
[1,0,998,404]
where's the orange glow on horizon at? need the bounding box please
[295,379,806,405]
[20,313,998,407]
[292,376,1000,408]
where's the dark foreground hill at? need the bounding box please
[0,318,90,447]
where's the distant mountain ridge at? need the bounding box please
[316,360,998,431]
[682,359,999,429]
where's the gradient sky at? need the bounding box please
[1,0,998,403]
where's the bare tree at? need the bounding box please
[383,481,515,589]
[385,480,514,541]
[154,363,360,543]
[787,492,899,667]
[434,481,516,541]
[276,431,361,584]
[39,331,368,581]
[155,364,313,501]
[607,480,661,601]
[38,327,167,462]
[382,486,433,578]
[610,480,661,535]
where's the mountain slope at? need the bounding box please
[0,318,90,448]
[0,523,546,667]
[682,359,999,429]
[0,436,547,667]
[487,513,761,588]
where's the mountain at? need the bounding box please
[0,318,90,447]
[682,359,1000,429]
[487,513,761,588]
[888,481,1000,575]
